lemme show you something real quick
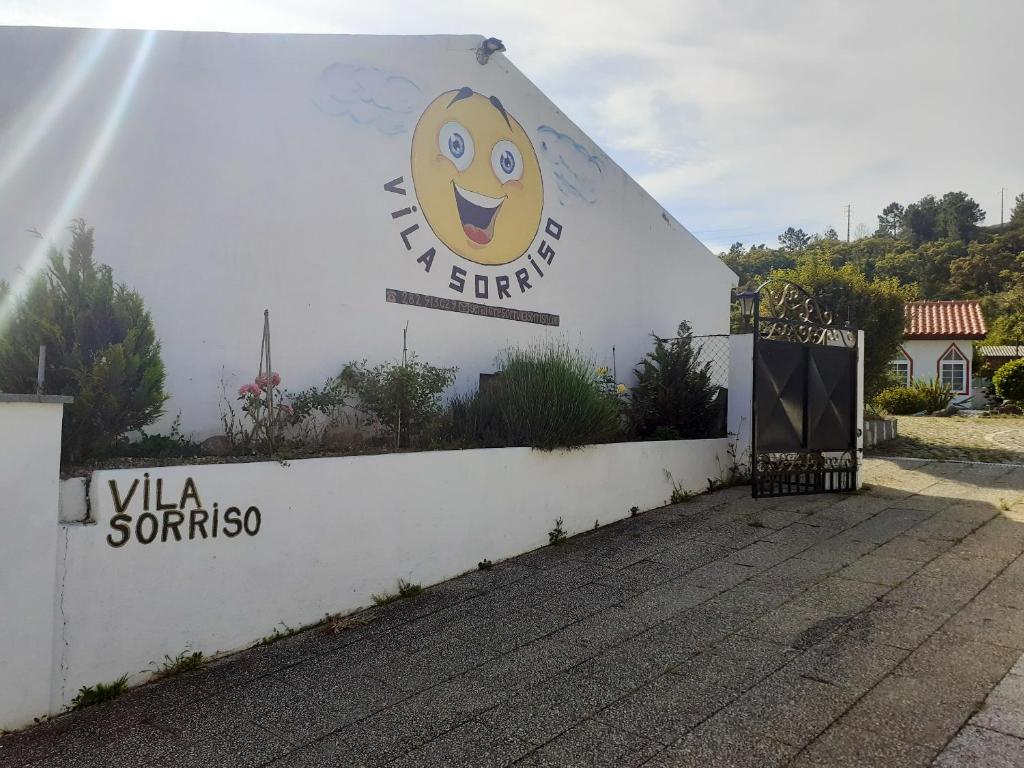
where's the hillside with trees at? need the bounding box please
[722,191,1024,353]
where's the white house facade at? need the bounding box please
[0,28,737,437]
[893,300,987,405]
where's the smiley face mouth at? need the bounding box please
[453,182,505,245]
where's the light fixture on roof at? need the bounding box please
[476,37,506,65]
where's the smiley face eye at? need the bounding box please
[439,121,474,172]
[491,140,524,183]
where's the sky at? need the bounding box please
[1,0,1022,253]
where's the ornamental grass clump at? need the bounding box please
[911,378,954,412]
[447,343,623,450]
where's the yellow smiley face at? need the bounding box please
[411,89,543,266]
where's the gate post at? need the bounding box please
[856,330,865,489]
[0,395,71,731]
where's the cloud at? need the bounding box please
[312,63,420,136]
[536,125,606,205]
[6,0,1024,250]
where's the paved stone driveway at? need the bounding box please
[869,415,1024,463]
[3,458,1024,768]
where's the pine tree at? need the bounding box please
[627,322,721,439]
[0,220,167,463]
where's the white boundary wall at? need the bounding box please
[1,418,740,729]
[0,397,67,730]
[0,335,755,728]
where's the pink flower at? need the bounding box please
[255,374,269,388]
[238,382,262,397]
[255,372,281,388]
[277,403,294,416]
[270,372,281,387]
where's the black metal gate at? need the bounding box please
[750,280,859,498]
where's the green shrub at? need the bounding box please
[446,343,622,450]
[912,378,954,412]
[113,414,200,459]
[993,358,1024,403]
[0,220,167,464]
[627,322,723,439]
[340,354,456,449]
[873,386,927,415]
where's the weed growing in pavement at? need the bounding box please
[373,579,423,605]
[478,559,494,571]
[548,517,567,546]
[71,675,129,710]
[630,505,639,517]
[157,650,204,677]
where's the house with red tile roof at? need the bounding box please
[891,300,987,404]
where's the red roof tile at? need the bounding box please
[904,300,987,340]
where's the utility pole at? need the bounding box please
[1001,188,1006,228]
[845,205,851,243]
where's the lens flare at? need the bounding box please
[0,30,157,336]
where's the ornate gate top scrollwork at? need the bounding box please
[756,279,857,347]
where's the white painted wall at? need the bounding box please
[0,399,67,731]
[901,339,975,404]
[46,438,733,714]
[0,28,737,438]
[727,333,753,466]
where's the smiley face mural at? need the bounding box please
[411,88,543,266]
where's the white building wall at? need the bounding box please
[0,28,736,437]
[900,339,975,404]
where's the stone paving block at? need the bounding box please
[797,535,878,568]
[147,719,290,768]
[464,577,566,618]
[918,549,1008,582]
[593,671,735,745]
[906,515,982,542]
[536,581,638,620]
[361,635,498,692]
[642,716,798,768]
[874,533,955,562]
[453,606,574,653]
[727,540,804,569]
[595,559,685,592]
[649,541,733,570]
[618,580,717,626]
[840,672,983,749]
[580,632,699,690]
[761,523,836,549]
[684,560,758,591]
[845,599,952,650]
[884,572,986,615]
[707,634,797,675]
[896,633,1019,693]
[788,634,908,693]
[971,669,1024,739]
[845,508,933,544]
[739,601,851,650]
[838,553,925,586]
[788,723,937,768]
[382,719,532,768]
[693,520,772,551]
[477,669,626,745]
[933,724,1024,767]
[513,718,661,768]
[714,671,859,748]
[785,576,889,615]
[941,600,1024,650]
[741,508,809,530]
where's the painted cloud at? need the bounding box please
[536,125,606,205]
[313,63,421,136]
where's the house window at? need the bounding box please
[939,345,968,394]
[889,351,911,387]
